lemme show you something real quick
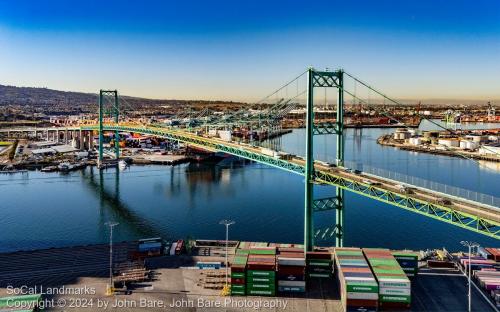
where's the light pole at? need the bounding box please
[105,221,119,295]
[460,240,479,312]
[219,219,235,287]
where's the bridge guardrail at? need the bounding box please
[343,160,500,208]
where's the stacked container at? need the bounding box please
[246,247,277,296]
[335,248,379,312]
[363,248,411,310]
[230,254,248,296]
[307,251,334,278]
[460,258,496,272]
[485,248,500,262]
[474,270,500,308]
[391,251,419,277]
[277,247,306,293]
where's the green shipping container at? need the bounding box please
[233,255,248,265]
[335,250,364,256]
[247,270,276,278]
[231,290,246,296]
[307,259,333,266]
[247,289,276,296]
[231,272,246,279]
[346,282,379,293]
[391,252,418,260]
[368,259,400,266]
[231,284,246,291]
[380,294,411,303]
[247,276,274,283]
[373,267,406,275]
[246,283,276,290]
[249,249,276,255]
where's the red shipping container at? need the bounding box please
[485,248,500,261]
[346,299,378,307]
[278,252,305,258]
[231,264,246,273]
[341,267,372,273]
[277,265,306,275]
[247,264,275,269]
[278,247,304,254]
[379,301,411,310]
[231,278,245,285]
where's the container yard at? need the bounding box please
[0,239,499,311]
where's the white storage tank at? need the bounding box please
[459,140,477,150]
[409,137,422,145]
[408,129,419,136]
[394,130,410,140]
[208,129,218,137]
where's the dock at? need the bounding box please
[130,154,191,165]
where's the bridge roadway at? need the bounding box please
[3,124,499,239]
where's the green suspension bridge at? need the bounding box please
[6,68,499,249]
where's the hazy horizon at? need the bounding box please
[1,1,499,102]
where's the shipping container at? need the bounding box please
[363,248,411,310]
[335,248,379,312]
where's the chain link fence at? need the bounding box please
[343,160,500,208]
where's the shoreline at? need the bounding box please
[377,135,500,163]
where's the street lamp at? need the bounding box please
[460,240,479,312]
[105,221,119,295]
[219,219,235,287]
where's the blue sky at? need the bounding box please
[0,0,499,101]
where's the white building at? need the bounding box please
[479,144,500,156]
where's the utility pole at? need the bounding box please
[105,221,119,295]
[460,240,479,312]
[219,219,235,288]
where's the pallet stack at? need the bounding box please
[335,248,379,312]
[230,253,248,296]
[277,247,306,293]
[307,250,333,279]
[246,247,277,296]
[363,248,411,310]
[391,251,419,277]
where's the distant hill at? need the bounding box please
[0,84,247,115]
[0,85,99,107]
[0,84,496,111]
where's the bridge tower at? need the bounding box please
[304,68,345,251]
[98,90,120,167]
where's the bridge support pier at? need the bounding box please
[79,130,84,150]
[98,90,119,168]
[335,70,345,247]
[114,91,120,159]
[304,67,345,250]
[98,91,104,167]
[304,68,315,252]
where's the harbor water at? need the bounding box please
[0,122,499,253]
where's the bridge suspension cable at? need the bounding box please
[341,72,500,160]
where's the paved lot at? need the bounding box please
[0,245,496,311]
[411,269,495,312]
